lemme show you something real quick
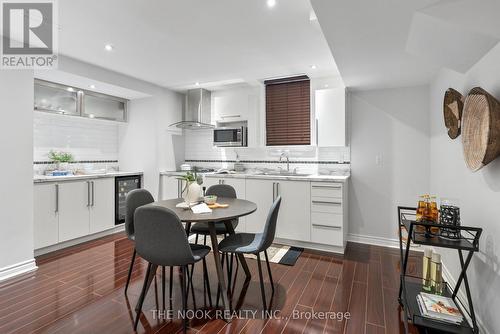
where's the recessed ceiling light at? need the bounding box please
[324,84,329,88]
[310,65,317,69]
[66,87,74,92]
[89,114,95,119]
[104,44,114,51]
[309,11,317,21]
[89,84,96,89]
[195,82,200,86]
[267,0,276,8]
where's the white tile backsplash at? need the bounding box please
[34,112,119,162]
[183,128,350,174]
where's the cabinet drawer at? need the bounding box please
[311,182,342,199]
[311,224,343,246]
[311,198,342,214]
[311,212,342,228]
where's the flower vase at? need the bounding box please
[182,181,201,205]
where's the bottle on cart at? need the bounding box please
[430,252,443,295]
[422,248,433,291]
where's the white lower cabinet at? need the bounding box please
[161,175,185,200]
[89,178,115,234]
[275,180,311,241]
[310,182,347,248]
[34,183,59,249]
[58,181,91,242]
[245,179,274,233]
[34,178,116,249]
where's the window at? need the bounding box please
[265,75,310,146]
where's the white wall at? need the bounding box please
[119,89,184,198]
[349,85,430,241]
[430,43,500,333]
[0,71,36,278]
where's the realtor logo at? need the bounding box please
[1,0,58,68]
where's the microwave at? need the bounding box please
[213,127,247,147]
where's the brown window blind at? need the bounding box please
[265,76,310,146]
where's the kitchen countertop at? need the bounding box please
[160,170,349,182]
[34,171,143,183]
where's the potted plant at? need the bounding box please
[177,171,203,204]
[48,150,74,171]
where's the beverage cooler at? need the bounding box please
[115,175,142,225]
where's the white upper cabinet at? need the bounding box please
[213,90,255,122]
[315,87,346,147]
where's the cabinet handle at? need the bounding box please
[312,224,342,230]
[276,182,280,197]
[312,200,342,205]
[312,185,341,189]
[272,182,275,201]
[55,184,59,213]
[91,181,95,207]
[221,115,241,119]
[177,180,181,198]
[87,181,91,207]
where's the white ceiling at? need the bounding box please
[311,0,500,90]
[311,0,443,90]
[57,0,340,91]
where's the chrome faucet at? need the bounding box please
[279,152,290,172]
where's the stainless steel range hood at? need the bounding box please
[169,88,214,129]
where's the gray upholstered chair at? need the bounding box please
[133,205,212,332]
[190,184,239,243]
[124,189,154,294]
[218,196,282,311]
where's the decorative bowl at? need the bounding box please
[204,195,217,205]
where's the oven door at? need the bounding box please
[213,128,242,146]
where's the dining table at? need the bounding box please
[151,197,257,320]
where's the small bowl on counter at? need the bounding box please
[204,195,217,205]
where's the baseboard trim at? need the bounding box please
[347,233,400,248]
[347,233,424,252]
[34,225,125,256]
[0,258,37,282]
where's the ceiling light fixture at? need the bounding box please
[195,82,200,86]
[89,84,96,89]
[310,64,317,69]
[267,0,276,8]
[66,87,74,92]
[104,44,114,51]
[309,11,317,21]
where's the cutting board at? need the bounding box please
[207,203,229,209]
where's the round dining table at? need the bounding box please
[151,197,257,319]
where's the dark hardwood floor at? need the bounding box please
[0,233,423,333]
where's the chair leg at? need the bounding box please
[202,258,212,307]
[169,266,174,310]
[134,263,157,330]
[162,266,166,311]
[180,266,188,334]
[264,250,274,293]
[125,248,136,294]
[189,264,196,310]
[204,235,207,246]
[215,252,226,308]
[195,233,199,245]
[256,253,267,311]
